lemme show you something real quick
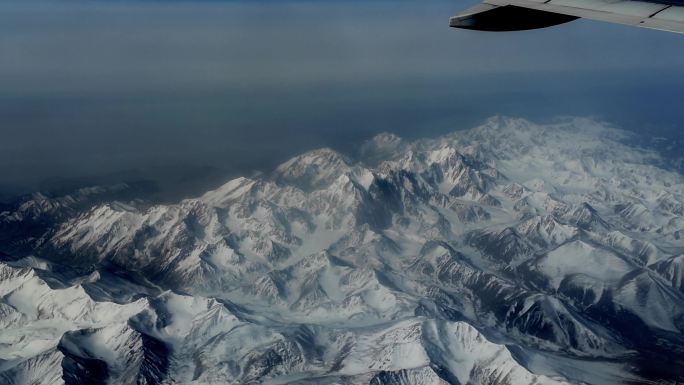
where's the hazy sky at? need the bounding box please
[1,0,684,199]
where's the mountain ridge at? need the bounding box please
[1,116,683,384]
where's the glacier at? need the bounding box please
[0,116,683,384]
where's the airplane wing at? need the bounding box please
[450,0,684,33]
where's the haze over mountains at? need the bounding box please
[2,0,684,201]
[1,117,683,384]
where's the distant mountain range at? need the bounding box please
[1,116,683,384]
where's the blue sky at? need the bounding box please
[1,0,683,198]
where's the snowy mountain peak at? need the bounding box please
[2,117,684,384]
[275,148,352,191]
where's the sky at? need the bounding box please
[1,0,684,201]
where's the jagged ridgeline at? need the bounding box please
[1,117,683,385]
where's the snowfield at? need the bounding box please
[1,116,683,384]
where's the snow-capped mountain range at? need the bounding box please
[1,116,683,384]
